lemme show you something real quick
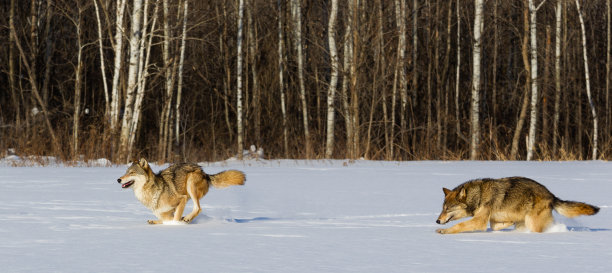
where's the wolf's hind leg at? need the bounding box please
[525,207,553,233]
[172,195,189,222]
[182,173,206,223]
[490,221,514,231]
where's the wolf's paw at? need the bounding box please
[436,228,448,234]
[147,220,160,225]
[181,216,193,223]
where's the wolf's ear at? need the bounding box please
[458,187,467,199]
[442,188,452,196]
[138,158,149,169]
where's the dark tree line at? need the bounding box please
[0,0,610,163]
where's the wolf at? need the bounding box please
[117,158,245,224]
[435,176,599,234]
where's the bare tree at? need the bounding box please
[325,0,339,158]
[291,0,311,158]
[8,0,20,131]
[526,0,546,161]
[236,0,245,159]
[175,0,189,151]
[119,0,145,162]
[553,0,562,156]
[470,0,484,160]
[277,0,289,158]
[129,0,159,157]
[93,0,110,116]
[455,0,462,146]
[71,1,85,160]
[110,0,128,132]
[396,0,408,156]
[608,0,611,148]
[10,3,61,155]
[511,3,533,160]
[575,0,598,160]
[245,1,259,148]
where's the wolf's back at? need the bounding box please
[209,170,246,189]
[553,198,599,218]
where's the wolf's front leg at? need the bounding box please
[148,211,174,225]
[437,209,490,234]
[437,218,488,234]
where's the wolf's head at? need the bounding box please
[117,158,152,189]
[436,187,470,225]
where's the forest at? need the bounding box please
[0,0,610,163]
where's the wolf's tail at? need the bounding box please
[553,198,599,218]
[209,170,246,189]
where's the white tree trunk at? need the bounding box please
[247,0,260,147]
[119,0,144,162]
[575,0,598,160]
[455,0,461,145]
[553,0,562,156]
[175,0,189,148]
[72,4,84,160]
[291,0,311,158]
[110,0,127,132]
[526,0,541,161]
[604,0,612,144]
[341,13,353,158]
[325,0,339,158]
[236,0,245,159]
[277,0,289,158]
[93,0,110,117]
[470,0,484,160]
[128,0,158,155]
[396,0,407,149]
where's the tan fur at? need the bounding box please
[117,158,246,224]
[210,170,246,188]
[435,176,599,234]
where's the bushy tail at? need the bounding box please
[553,198,599,218]
[209,170,246,189]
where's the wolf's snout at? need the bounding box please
[436,219,441,224]
[117,178,122,183]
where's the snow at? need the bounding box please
[0,160,610,272]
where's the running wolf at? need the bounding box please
[435,176,599,234]
[117,158,245,224]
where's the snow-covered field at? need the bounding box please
[0,160,610,272]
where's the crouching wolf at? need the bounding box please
[117,158,245,224]
[436,176,599,234]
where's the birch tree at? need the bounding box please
[175,0,189,149]
[553,0,562,156]
[526,0,546,161]
[8,0,19,131]
[291,0,311,158]
[129,0,159,155]
[247,0,260,147]
[396,0,408,154]
[277,0,289,158]
[455,0,462,145]
[118,0,144,162]
[511,3,533,160]
[158,0,177,161]
[470,0,484,160]
[341,3,354,158]
[325,0,339,158]
[110,0,128,132]
[93,0,110,116]
[575,0,598,160]
[71,1,85,160]
[236,0,245,159]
